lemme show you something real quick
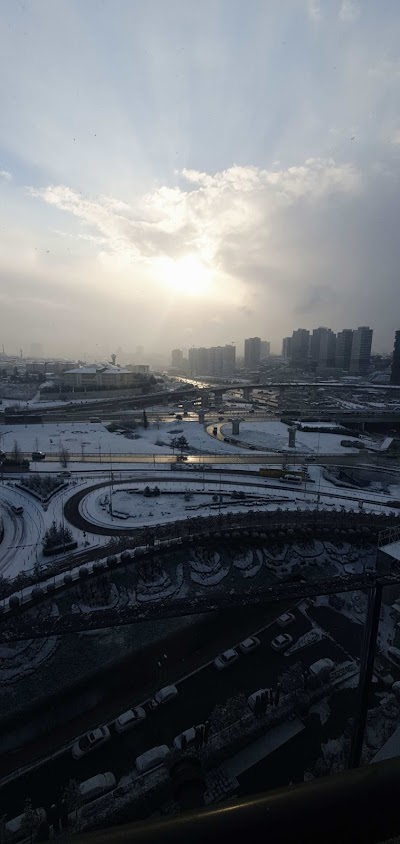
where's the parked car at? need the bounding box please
[173,725,204,751]
[271,633,293,652]
[32,451,45,461]
[114,706,146,733]
[72,726,111,759]
[277,612,295,628]
[60,471,72,478]
[214,648,238,670]
[135,745,170,773]
[6,809,46,841]
[79,772,116,803]
[239,636,261,654]
[247,689,271,712]
[309,658,334,677]
[153,684,178,705]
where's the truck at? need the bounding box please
[259,468,286,478]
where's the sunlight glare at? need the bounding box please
[158,255,213,296]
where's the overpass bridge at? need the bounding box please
[0,570,389,643]
[281,410,400,427]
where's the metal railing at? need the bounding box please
[70,756,400,844]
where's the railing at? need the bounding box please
[70,756,400,844]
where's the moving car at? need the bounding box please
[60,471,72,478]
[11,504,24,515]
[214,648,238,670]
[270,633,293,652]
[277,612,295,628]
[79,772,116,803]
[72,726,111,759]
[239,636,261,654]
[135,745,169,773]
[114,706,146,733]
[32,451,45,460]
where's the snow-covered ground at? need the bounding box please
[0,420,244,458]
[222,420,360,454]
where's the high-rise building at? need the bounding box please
[244,337,261,369]
[291,329,310,367]
[171,349,184,368]
[188,345,236,376]
[318,330,336,368]
[260,340,271,360]
[349,326,373,375]
[336,329,354,371]
[282,337,292,359]
[390,331,400,385]
[222,344,236,375]
[310,327,335,368]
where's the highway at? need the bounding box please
[11,450,393,466]
[0,605,362,817]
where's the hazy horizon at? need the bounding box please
[1,1,400,358]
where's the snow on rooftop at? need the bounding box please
[371,725,400,764]
[64,364,131,375]
[380,541,400,562]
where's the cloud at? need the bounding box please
[339,1,360,22]
[30,158,360,278]
[0,169,12,181]
[307,0,321,20]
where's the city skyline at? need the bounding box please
[1,1,400,356]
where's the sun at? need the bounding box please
[157,255,212,296]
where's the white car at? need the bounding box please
[72,726,111,760]
[214,648,239,670]
[135,745,170,773]
[153,685,178,705]
[173,725,203,751]
[277,612,295,628]
[239,636,261,654]
[114,706,146,733]
[271,633,293,652]
[309,658,334,677]
[79,772,116,803]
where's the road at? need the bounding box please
[0,605,352,817]
[11,450,394,467]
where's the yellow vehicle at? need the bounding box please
[259,468,285,478]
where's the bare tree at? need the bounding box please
[0,815,11,844]
[59,444,70,468]
[21,799,39,844]
[62,779,82,825]
[11,440,22,464]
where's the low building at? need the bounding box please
[62,364,140,390]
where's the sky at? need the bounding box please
[1,0,400,360]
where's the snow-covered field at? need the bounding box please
[222,420,360,454]
[0,420,242,458]
[80,481,294,530]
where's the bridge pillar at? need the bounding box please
[243,386,252,401]
[232,418,240,435]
